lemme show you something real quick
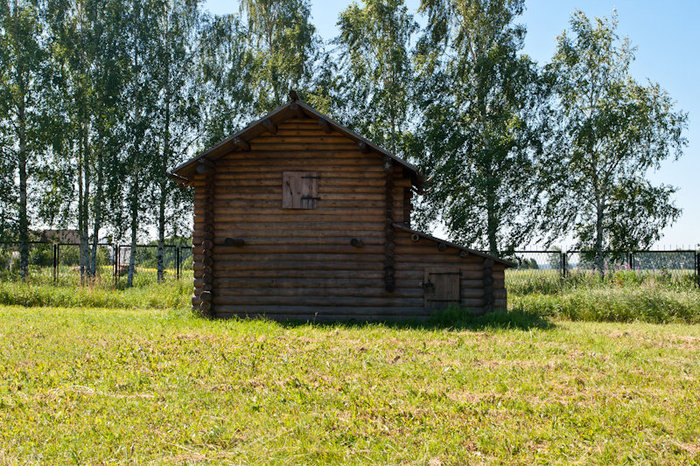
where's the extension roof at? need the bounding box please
[169,99,423,188]
[393,223,516,268]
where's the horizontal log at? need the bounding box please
[210,253,381,264]
[203,269,386,280]
[207,261,385,272]
[208,208,387,217]
[214,287,424,299]
[212,296,425,307]
[215,311,431,322]
[217,150,395,161]
[213,305,430,316]
[197,199,388,209]
[212,167,385,177]
[250,143,362,152]
[208,214,386,224]
[194,222,385,232]
[251,135,352,144]
[211,245,385,255]
[194,230,384,241]
[210,236,384,246]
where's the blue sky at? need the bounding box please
[204,0,699,249]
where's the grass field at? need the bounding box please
[4,267,699,324]
[1,306,698,464]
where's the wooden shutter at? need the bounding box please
[283,172,319,209]
[424,268,461,310]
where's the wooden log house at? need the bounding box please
[169,94,513,322]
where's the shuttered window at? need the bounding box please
[282,172,320,209]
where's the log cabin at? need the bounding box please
[169,94,513,322]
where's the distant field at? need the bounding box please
[0,306,698,463]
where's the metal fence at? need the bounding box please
[0,241,193,285]
[1,241,698,288]
[505,249,700,290]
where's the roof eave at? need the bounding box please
[168,100,424,188]
[392,223,516,268]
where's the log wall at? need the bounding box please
[189,118,507,322]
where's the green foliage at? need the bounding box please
[0,1,690,289]
[240,0,320,111]
[335,0,417,158]
[414,0,546,254]
[539,11,688,271]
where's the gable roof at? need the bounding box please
[393,223,516,268]
[169,99,423,187]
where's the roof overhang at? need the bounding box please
[169,99,423,189]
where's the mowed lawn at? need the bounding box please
[1,306,699,464]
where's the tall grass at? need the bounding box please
[1,267,698,324]
[506,268,698,295]
[507,269,700,324]
[0,273,192,310]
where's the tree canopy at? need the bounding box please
[539,11,687,272]
[0,1,688,282]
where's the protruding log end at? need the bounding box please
[358,141,370,153]
[234,138,250,151]
[411,234,420,242]
[350,238,364,248]
[437,243,447,252]
[224,237,245,247]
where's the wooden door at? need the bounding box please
[424,268,461,310]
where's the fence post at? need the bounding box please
[53,244,58,285]
[562,252,568,278]
[56,244,61,284]
[113,244,119,287]
[176,246,181,280]
[628,252,633,270]
[696,251,699,288]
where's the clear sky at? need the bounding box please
[204,0,699,249]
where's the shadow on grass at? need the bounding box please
[276,309,556,332]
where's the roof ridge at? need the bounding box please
[169,99,422,188]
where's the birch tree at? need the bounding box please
[335,0,417,156]
[541,11,687,273]
[240,0,319,111]
[0,0,49,278]
[415,0,545,255]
